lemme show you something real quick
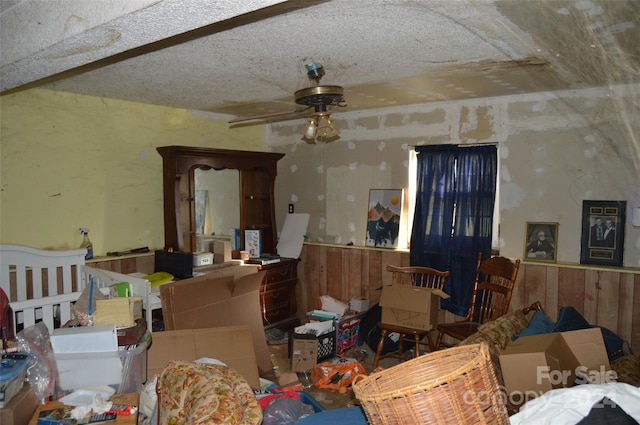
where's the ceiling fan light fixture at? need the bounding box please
[302,112,339,143]
[230,63,347,131]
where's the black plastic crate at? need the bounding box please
[288,328,337,363]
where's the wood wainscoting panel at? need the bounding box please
[347,248,363,303]
[557,268,586,317]
[596,271,621,332]
[583,269,600,326]
[326,247,346,302]
[88,253,154,275]
[544,267,559,322]
[297,243,640,353]
[518,263,547,316]
[617,273,635,344]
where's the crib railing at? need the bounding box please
[1,244,151,335]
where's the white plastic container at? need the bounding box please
[52,328,149,393]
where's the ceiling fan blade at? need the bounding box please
[228,107,312,123]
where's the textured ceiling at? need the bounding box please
[2,0,638,124]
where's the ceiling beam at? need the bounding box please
[0,0,289,93]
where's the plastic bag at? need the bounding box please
[311,358,367,392]
[138,375,158,425]
[262,397,315,425]
[16,322,60,403]
[72,279,106,326]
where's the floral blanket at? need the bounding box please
[157,360,262,425]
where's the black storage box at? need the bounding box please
[154,250,193,278]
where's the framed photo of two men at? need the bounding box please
[580,200,626,267]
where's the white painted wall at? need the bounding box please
[267,85,640,268]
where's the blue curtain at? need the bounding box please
[410,145,497,317]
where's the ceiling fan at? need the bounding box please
[228,63,347,143]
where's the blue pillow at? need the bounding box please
[513,311,555,340]
[552,306,590,332]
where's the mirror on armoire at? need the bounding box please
[157,145,283,255]
[194,168,240,253]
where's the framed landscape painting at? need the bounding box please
[580,200,626,267]
[366,189,402,249]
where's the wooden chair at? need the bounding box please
[372,265,450,369]
[434,252,520,350]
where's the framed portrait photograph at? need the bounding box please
[366,189,403,249]
[580,200,626,267]
[524,222,558,262]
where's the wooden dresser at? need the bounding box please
[258,258,299,331]
[156,146,297,331]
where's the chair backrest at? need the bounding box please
[467,252,520,324]
[386,265,450,291]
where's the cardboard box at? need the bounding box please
[214,240,232,263]
[160,265,272,373]
[116,318,147,346]
[0,383,37,425]
[277,372,300,387]
[289,329,337,372]
[245,230,262,257]
[350,297,369,313]
[379,284,449,331]
[499,328,611,399]
[337,316,360,355]
[94,297,142,328]
[147,326,260,389]
[290,337,318,372]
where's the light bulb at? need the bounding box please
[304,118,317,139]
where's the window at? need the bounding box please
[408,144,498,316]
[407,148,500,251]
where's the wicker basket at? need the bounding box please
[353,343,508,425]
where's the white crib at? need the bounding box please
[0,244,151,336]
